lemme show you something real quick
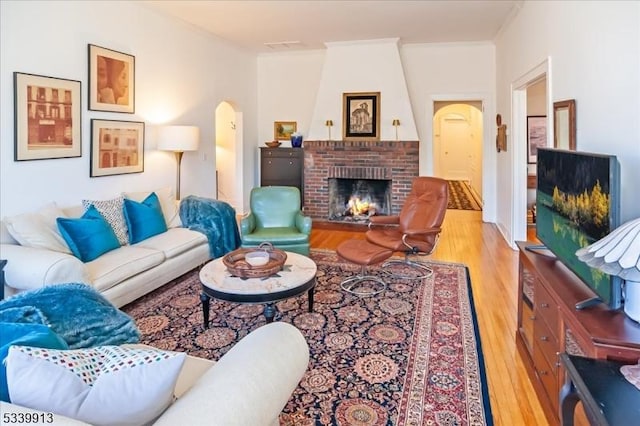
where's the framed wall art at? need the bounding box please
[88,44,135,113]
[343,92,380,140]
[553,99,576,151]
[90,119,144,177]
[13,72,82,161]
[274,121,297,141]
[527,115,547,163]
[496,113,507,152]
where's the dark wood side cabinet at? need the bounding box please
[260,147,304,203]
[516,241,640,425]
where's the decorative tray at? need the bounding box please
[222,243,287,279]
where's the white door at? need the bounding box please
[440,118,471,181]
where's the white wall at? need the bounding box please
[0,0,258,216]
[308,39,418,141]
[257,50,326,146]
[258,41,497,220]
[495,0,640,238]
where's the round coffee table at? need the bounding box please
[199,251,317,327]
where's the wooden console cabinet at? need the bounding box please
[260,147,304,202]
[516,241,640,425]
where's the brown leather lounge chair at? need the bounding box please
[365,176,448,279]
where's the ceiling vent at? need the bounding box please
[263,41,303,49]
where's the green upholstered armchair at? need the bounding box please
[240,186,312,256]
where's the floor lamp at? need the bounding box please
[157,125,200,200]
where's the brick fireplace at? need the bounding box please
[303,140,419,221]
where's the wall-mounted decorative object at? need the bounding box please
[553,99,576,151]
[88,44,135,113]
[496,114,507,153]
[274,121,296,141]
[527,115,547,163]
[343,92,380,140]
[13,72,82,161]
[90,119,144,177]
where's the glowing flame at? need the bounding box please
[346,196,377,216]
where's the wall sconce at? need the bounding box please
[325,120,333,140]
[157,125,200,200]
[392,119,401,140]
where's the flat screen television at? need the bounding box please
[535,148,622,310]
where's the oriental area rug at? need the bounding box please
[447,180,482,211]
[122,250,493,426]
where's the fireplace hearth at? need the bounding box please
[328,178,391,222]
[302,140,419,221]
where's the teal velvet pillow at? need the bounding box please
[123,192,167,244]
[0,322,68,402]
[57,205,120,262]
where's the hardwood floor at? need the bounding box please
[310,210,549,426]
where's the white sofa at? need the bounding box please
[0,190,211,307]
[0,322,310,426]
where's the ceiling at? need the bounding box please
[141,0,522,53]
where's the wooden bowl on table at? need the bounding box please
[223,243,287,279]
[265,141,281,148]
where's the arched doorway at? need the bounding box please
[433,102,483,203]
[215,101,244,211]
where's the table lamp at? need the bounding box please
[576,217,640,322]
[157,125,200,200]
[325,120,333,140]
[392,119,401,140]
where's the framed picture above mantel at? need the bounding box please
[343,92,380,141]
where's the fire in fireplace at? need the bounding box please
[328,178,391,222]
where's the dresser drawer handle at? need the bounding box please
[289,152,293,156]
[268,161,272,165]
[539,370,548,376]
[289,161,293,165]
[529,315,536,320]
[540,303,549,308]
[540,336,548,341]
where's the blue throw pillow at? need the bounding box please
[0,322,68,402]
[124,192,167,244]
[57,205,120,262]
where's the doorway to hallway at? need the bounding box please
[433,101,483,205]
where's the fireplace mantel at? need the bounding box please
[302,140,419,220]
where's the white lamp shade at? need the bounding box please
[576,217,640,281]
[157,126,200,152]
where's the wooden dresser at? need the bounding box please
[260,147,304,202]
[516,241,640,425]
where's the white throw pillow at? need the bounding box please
[82,196,129,246]
[6,345,185,426]
[123,187,181,228]
[3,202,71,253]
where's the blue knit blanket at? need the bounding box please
[0,284,140,349]
[179,195,241,258]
